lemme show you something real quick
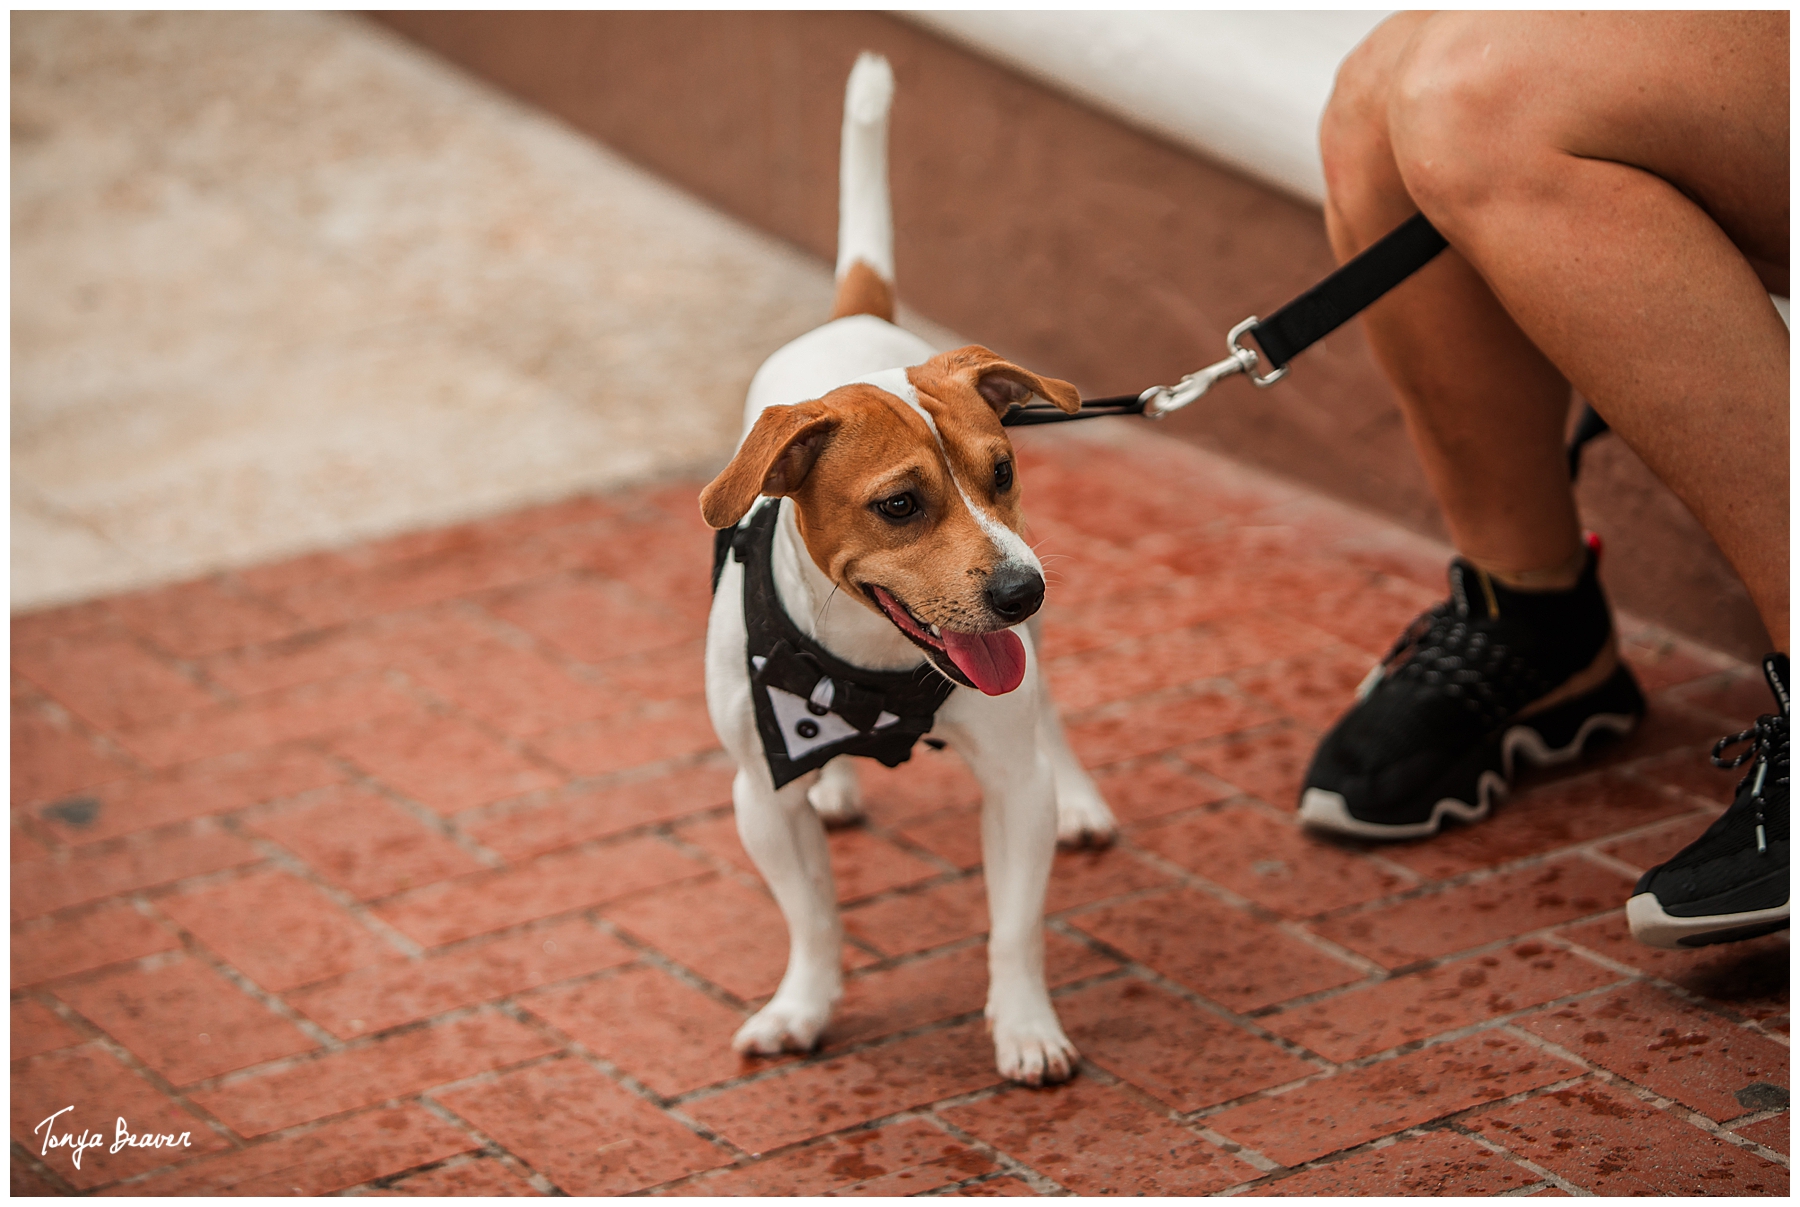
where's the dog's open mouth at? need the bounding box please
[866,585,1026,696]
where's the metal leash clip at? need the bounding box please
[1139,317,1290,419]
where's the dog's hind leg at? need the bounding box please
[830,52,896,323]
[730,767,844,1054]
[807,757,864,826]
[1038,697,1117,847]
[1025,617,1116,846]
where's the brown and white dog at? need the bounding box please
[700,53,1114,1085]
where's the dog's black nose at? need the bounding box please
[985,565,1045,622]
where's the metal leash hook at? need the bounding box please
[1140,317,1290,419]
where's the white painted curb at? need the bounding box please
[905,11,1391,206]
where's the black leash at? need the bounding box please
[1000,393,1149,426]
[1000,212,1449,426]
[1000,211,1609,478]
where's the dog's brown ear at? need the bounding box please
[931,345,1082,417]
[699,402,840,529]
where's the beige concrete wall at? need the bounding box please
[10,11,956,612]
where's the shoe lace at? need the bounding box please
[1712,709,1788,856]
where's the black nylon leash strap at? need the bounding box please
[1249,212,1448,370]
[999,212,1447,427]
[995,210,1609,484]
[1000,393,1145,425]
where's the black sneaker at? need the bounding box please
[1627,654,1790,948]
[1299,550,1645,838]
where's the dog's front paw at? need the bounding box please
[733,997,832,1056]
[992,1018,1079,1087]
[807,759,864,827]
[1055,784,1117,849]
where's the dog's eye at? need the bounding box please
[994,459,1014,492]
[875,492,919,521]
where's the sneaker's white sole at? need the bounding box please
[1626,891,1791,949]
[1299,781,1498,839]
[1298,711,1640,840]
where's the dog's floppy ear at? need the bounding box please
[699,402,840,529]
[930,344,1082,417]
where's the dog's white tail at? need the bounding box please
[832,52,895,321]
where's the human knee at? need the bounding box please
[1387,17,1541,225]
[1319,22,1414,222]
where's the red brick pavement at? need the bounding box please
[10,429,1787,1195]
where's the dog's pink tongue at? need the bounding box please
[942,628,1027,695]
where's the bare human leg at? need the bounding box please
[1320,11,1788,649]
[1300,12,1787,845]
